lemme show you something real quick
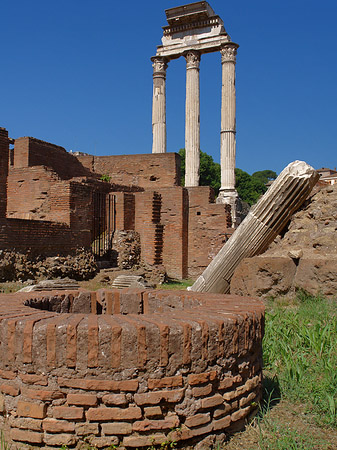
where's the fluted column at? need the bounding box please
[151,56,168,154]
[192,161,319,293]
[219,43,238,192]
[216,43,239,225]
[184,50,201,187]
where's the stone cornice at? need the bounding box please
[162,16,223,36]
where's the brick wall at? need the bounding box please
[7,166,61,221]
[6,170,94,240]
[13,137,93,180]
[187,187,233,278]
[134,187,231,280]
[2,127,234,278]
[0,128,9,218]
[0,288,264,449]
[112,192,136,231]
[76,153,181,189]
[0,219,90,255]
[69,182,94,237]
[135,188,189,278]
[135,191,160,267]
[160,187,189,279]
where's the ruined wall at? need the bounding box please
[76,153,181,189]
[187,187,233,278]
[112,192,136,231]
[7,166,62,221]
[160,187,189,280]
[13,137,93,180]
[135,191,162,268]
[231,184,337,298]
[0,130,92,254]
[0,128,9,217]
[1,127,233,278]
[131,187,232,280]
[134,188,189,280]
[0,288,264,449]
[0,219,90,255]
[5,173,93,251]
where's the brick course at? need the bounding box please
[0,288,264,449]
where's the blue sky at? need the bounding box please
[1,0,336,175]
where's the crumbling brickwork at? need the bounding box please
[0,288,264,449]
[0,128,9,217]
[1,126,233,279]
[76,153,181,189]
[187,187,233,278]
[13,137,93,179]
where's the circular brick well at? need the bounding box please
[0,288,264,449]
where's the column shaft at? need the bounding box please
[184,51,200,187]
[192,161,319,293]
[151,57,167,154]
[220,44,238,191]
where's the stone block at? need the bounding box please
[11,428,43,444]
[102,422,132,435]
[17,401,46,419]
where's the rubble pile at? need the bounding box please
[231,184,337,298]
[0,249,97,282]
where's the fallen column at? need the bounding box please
[191,160,319,293]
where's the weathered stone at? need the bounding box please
[152,2,238,193]
[88,436,119,448]
[191,161,319,293]
[102,422,132,435]
[75,422,99,436]
[44,433,76,446]
[231,184,337,298]
[217,43,240,227]
[185,50,201,187]
[230,256,297,297]
[152,57,167,154]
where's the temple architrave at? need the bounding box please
[151,1,240,223]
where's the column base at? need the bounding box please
[216,189,243,228]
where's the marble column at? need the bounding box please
[191,161,319,293]
[217,43,239,223]
[151,56,168,154]
[184,50,201,187]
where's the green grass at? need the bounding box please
[263,290,337,428]
[159,279,194,290]
[0,431,11,450]
[0,281,23,294]
[255,418,329,450]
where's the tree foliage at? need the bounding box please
[252,170,277,184]
[179,148,221,194]
[178,148,275,206]
[235,168,267,205]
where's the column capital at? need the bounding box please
[151,56,168,77]
[220,43,239,64]
[184,50,201,70]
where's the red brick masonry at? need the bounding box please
[0,289,264,449]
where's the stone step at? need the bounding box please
[111,275,149,290]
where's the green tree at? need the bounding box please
[235,168,267,205]
[178,149,274,205]
[178,148,221,194]
[252,169,277,184]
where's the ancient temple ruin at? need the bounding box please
[0,127,233,281]
[151,1,240,222]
